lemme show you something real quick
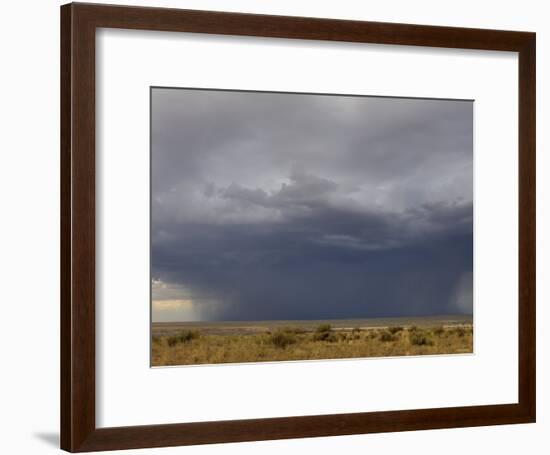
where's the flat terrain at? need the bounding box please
[151,315,473,366]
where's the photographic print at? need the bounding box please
[151,87,473,366]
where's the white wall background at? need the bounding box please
[0,0,547,454]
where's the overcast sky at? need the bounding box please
[151,88,473,322]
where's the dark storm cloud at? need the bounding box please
[151,88,473,322]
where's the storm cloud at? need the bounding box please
[151,88,473,322]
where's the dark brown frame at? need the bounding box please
[61,2,536,452]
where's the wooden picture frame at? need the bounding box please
[61,2,536,452]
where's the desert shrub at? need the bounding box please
[313,332,336,341]
[316,323,332,333]
[388,326,403,335]
[312,323,337,342]
[270,330,297,348]
[167,330,200,347]
[379,330,397,342]
[454,326,466,337]
[167,336,179,347]
[312,331,338,342]
[408,325,418,332]
[351,327,362,334]
[410,332,433,346]
[433,326,445,336]
[179,330,200,342]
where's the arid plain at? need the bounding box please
[151,315,473,366]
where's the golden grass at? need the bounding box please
[152,325,473,366]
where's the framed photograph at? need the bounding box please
[149,86,477,366]
[61,2,536,452]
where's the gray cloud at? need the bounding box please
[151,88,473,322]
